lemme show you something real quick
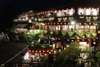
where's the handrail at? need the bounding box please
[0,45,29,67]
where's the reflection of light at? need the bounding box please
[24,52,30,60]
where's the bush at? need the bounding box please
[55,43,81,66]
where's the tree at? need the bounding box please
[55,43,81,67]
[96,51,100,66]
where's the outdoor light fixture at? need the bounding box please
[29,30,33,32]
[49,17,54,21]
[29,19,32,23]
[40,23,45,25]
[53,44,56,49]
[71,21,76,25]
[93,17,98,20]
[80,53,89,60]
[47,13,51,17]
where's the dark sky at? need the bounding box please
[0,0,100,31]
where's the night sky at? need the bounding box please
[0,0,100,31]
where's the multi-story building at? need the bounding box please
[12,6,100,64]
[14,8,100,46]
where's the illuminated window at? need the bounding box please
[56,25,60,30]
[78,8,84,15]
[49,17,54,21]
[85,8,91,15]
[69,8,75,16]
[58,18,62,22]
[91,8,99,16]
[79,25,84,32]
[63,9,69,15]
[62,25,68,31]
[71,21,76,25]
[63,17,67,22]
[69,25,74,30]
[76,24,80,30]
[90,25,96,32]
[57,10,62,17]
[84,25,89,32]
